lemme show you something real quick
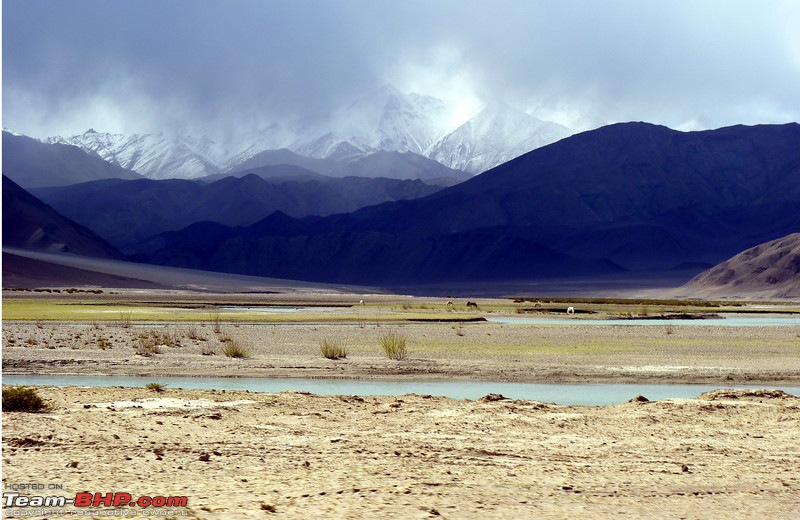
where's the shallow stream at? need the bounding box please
[3,374,798,406]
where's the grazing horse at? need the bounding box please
[566,306,575,315]
[466,301,479,309]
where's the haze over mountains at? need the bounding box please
[2,132,142,188]
[3,121,799,293]
[32,175,445,249]
[41,86,572,179]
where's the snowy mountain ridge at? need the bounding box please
[43,87,576,179]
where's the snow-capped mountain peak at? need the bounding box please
[39,86,578,179]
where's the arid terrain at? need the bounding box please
[3,386,800,519]
[3,290,800,518]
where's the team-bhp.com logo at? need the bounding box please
[4,491,188,508]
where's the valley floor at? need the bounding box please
[3,291,800,518]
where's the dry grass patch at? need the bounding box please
[320,337,348,359]
[380,330,408,360]
[221,338,251,359]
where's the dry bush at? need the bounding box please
[209,310,223,334]
[118,311,133,328]
[135,336,162,357]
[2,387,49,412]
[145,382,167,393]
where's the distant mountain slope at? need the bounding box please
[33,174,444,249]
[227,148,470,185]
[2,131,142,188]
[2,176,123,259]
[340,122,800,269]
[133,220,621,284]
[131,122,800,285]
[45,129,229,180]
[680,233,800,298]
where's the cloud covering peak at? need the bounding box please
[4,0,799,139]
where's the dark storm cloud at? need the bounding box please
[4,0,799,137]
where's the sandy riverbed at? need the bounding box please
[2,386,800,519]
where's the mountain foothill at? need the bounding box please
[3,121,799,295]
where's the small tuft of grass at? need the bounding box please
[145,382,167,393]
[96,336,112,350]
[201,345,217,356]
[2,386,49,412]
[320,337,348,360]
[221,338,251,359]
[380,330,408,360]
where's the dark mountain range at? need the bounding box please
[32,173,444,249]
[680,232,800,298]
[131,122,800,285]
[2,175,123,259]
[227,148,470,185]
[2,131,142,188]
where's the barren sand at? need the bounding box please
[3,386,800,519]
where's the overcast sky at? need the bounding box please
[4,0,799,139]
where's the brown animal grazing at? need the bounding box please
[466,301,478,309]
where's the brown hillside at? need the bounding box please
[681,232,800,298]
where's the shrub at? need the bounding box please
[200,345,217,356]
[135,336,162,357]
[187,326,206,341]
[221,338,250,359]
[145,382,167,393]
[2,387,49,412]
[320,338,347,359]
[118,311,133,328]
[380,330,407,360]
[96,336,112,350]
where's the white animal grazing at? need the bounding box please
[359,300,365,306]
[567,306,575,315]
